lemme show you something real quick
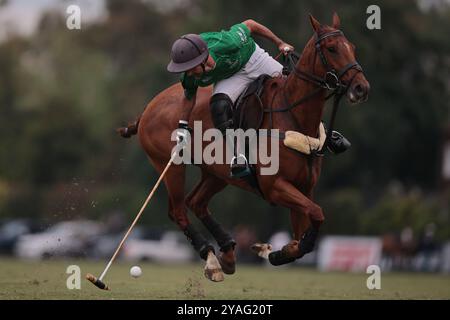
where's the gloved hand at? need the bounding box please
[278,42,295,55]
[176,120,190,147]
[176,129,188,146]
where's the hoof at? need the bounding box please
[204,267,225,282]
[251,243,272,259]
[218,252,236,275]
[204,251,224,282]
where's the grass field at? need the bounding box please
[0,258,448,300]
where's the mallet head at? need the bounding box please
[86,273,110,290]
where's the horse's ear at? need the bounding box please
[309,14,321,32]
[332,12,341,29]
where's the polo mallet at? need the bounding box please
[86,152,177,290]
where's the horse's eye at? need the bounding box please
[327,46,337,53]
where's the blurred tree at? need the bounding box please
[361,185,449,241]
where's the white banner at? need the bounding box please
[318,236,382,272]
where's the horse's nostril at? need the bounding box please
[354,84,365,98]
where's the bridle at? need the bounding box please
[269,29,363,113]
[292,30,363,93]
[264,29,364,151]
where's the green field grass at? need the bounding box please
[0,258,448,299]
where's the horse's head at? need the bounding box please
[303,13,370,104]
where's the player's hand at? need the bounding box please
[176,129,188,146]
[278,42,294,55]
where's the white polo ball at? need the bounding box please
[130,266,142,278]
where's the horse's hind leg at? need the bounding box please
[151,159,224,282]
[185,170,236,275]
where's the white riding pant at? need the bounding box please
[212,43,283,103]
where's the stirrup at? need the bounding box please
[230,154,251,179]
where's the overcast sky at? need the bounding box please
[0,0,106,41]
[0,0,448,42]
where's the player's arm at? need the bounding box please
[177,90,196,143]
[179,74,197,123]
[182,94,196,114]
[243,19,294,54]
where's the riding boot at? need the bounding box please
[210,93,234,134]
[210,93,250,177]
[327,130,351,154]
[321,122,351,154]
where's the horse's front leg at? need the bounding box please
[251,212,307,260]
[290,209,311,241]
[258,178,324,266]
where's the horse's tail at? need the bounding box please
[116,115,141,138]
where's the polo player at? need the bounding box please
[167,20,350,177]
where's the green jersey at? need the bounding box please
[180,23,256,100]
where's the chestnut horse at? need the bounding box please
[119,14,370,281]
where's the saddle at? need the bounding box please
[232,52,299,131]
[232,74,272,131]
